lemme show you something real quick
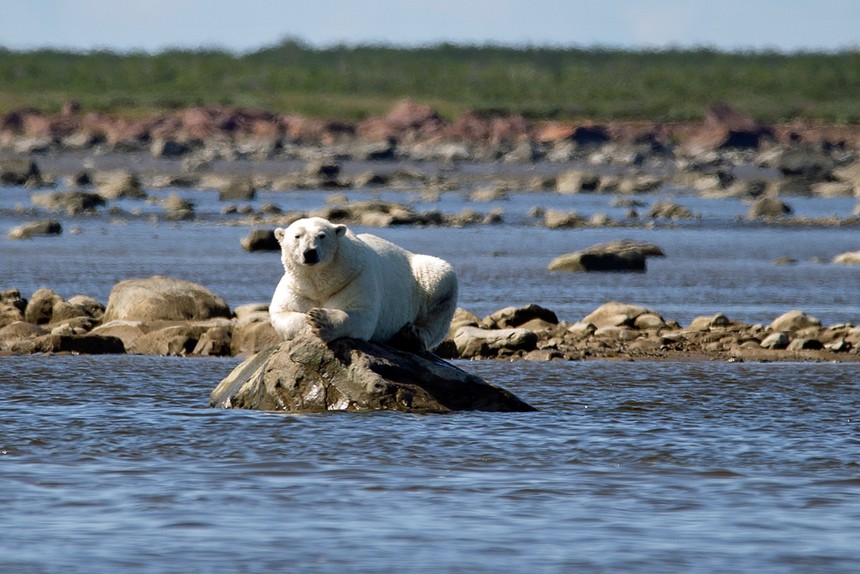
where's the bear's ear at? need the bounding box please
[334,224,347,237]
[274,228,285,242]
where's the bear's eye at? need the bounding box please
[318,232,326,238]
[294,234,301,239]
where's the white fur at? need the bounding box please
[269,217,458,350]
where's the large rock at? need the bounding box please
[209,335,536,413]
[102,276,231,322]
[31,190,106,215]
[582,301,662,329]
[748,196,792,218]
[6,220,62,239]
[769,310,821,332]
[240,228,279,251]
[548,240,664,272]
[97,170,145,199]
[453,326,539,358]
[833,250,860,265]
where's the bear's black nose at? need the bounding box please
[303,249,320,264]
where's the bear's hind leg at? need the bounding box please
[414,273,458,351]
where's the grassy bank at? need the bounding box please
[2,41,859,123]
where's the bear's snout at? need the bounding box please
[302,248,320,265]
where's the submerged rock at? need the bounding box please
[209,334,537,413]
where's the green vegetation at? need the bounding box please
[1,40,859,123]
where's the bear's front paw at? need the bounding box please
[306,308,337,341]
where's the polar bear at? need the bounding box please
[269,217,458,352]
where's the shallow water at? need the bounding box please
[2,355,859,573]
[1,184,859,326]
[2,181,860,572]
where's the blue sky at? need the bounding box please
[3,0,858,53]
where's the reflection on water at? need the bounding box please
[1,355,859,573]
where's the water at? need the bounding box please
[2,356,859,573]
[2,185,859,326]
[2,181,860,572]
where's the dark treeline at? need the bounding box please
[2,40,859,123]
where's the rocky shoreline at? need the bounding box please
[3,100,860,240]
[1,277,857,362]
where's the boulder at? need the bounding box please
[90,320,149,350]
[0,321,47,348]
[453,326,538,358]
[25,288,63,324]
[0,158,43,186]
[833,250,860,265]
[218,178,256,201]
[481,304,559,329]
[230,318,280,356]
[193,326,233,357]
[747,196,792,218]
[548,240,664,272]
[0,289,27,328]
[240,228,279,251]
[31,191,106,215]
[35,333,125,354]
[769,310,821,332]
[97,170,145,199]
[582,301,659,329]
[648,201,698,219]
[102,276,231,322]
[6,220,62,239]
[543,209,586,228]
[209,335,536,413]
[555,170,600,194]
[161,194,195,220]
[760,332,789,349]
[776,147,834,179]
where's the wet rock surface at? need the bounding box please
[209,334,537,413]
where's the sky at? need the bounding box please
[2,0,859,53]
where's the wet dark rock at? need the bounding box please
[240,228,279,251]
[35,333,125,354]
[548,240,664,272]
[209,334,536,413]
[6,220,62,239]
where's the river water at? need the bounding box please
[1,180,860,572]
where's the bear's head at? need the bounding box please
[274,217,347,268]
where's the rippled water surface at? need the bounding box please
[2,356,859,573]
[2,180,860,572]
